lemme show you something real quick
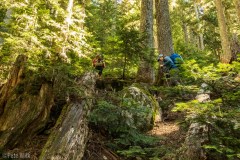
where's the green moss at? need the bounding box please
[14,83,25,95]
[39,104,69,159]
[121,84,161,130]
[28,83,42,95]
[124,83,160,121]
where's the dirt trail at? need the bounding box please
[151,121,180,136]
[149,119,186,154]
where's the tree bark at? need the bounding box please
[235,0,240,23]
[0,55,27,115]
[0,55,54,149]
[59,0,74,60]
[155,0,174,56]
[215,0,232,63]
[140,0,154,50]
[137,0,154,83]
[189,29,194,45]
[40,72,96,160]
[155,0,173,85]
[230,33,240,62]
[0,9,12,44]
[199,34,204,50]
[194,3,204,50]
[182,23,189,44]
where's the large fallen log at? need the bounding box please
[40,72,97,160]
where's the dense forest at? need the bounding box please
[0,0,239,159]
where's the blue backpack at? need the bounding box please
[169,53,183,67]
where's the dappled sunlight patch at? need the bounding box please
[149,122,180,137]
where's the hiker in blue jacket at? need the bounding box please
[157,53,182,85]
[157,54,176,71]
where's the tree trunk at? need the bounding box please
[40,72,96,160]
[0,9,12,44]
[182,23,189,44]
[137,0,154,83]
[230,33,240,62]
[235,0,240,23]
[140,0,154,50]
[189,29,195,45]
[137,61,155,83]
[179,2,189,45]
[194,3,204,50]
[189,29,199,48]
[199,34,204,50]
[59,0,74,60]
[155,0,173,85]
[122,52,127,79]
[0,55,27,115]
[215,0,232,63]
[0,55,54,149]
[155,0,174,56]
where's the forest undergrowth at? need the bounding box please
[82,80,196,160]
[83,57,240,160]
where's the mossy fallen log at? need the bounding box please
[40,72,96,160]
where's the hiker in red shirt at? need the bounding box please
[92,54,105,78]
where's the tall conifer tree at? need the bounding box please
[215,0,232,63]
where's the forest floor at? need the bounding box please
[149,119,186,158]
[83,110,187,160]
[1,78,189,160]
[147,111,187,159]
[83,79,189,160]
[2,117,186,160]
